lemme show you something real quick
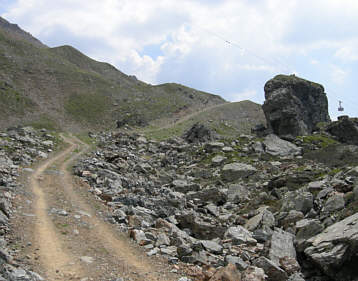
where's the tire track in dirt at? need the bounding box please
[30,141,84,280]
[28,134,178,281]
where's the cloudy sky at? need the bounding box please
[1,0,358,119]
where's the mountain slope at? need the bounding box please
[144,100,266,140]
[0,17,225,131]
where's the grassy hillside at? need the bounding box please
[143,100,266,140]
[0,17,225,131]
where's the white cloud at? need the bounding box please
[330,65,348,85]
[229,89,257,102]
[335,45,358,62]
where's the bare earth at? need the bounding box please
[10,134,180,281]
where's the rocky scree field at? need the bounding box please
[0,126,59,281]
[73,130,358,281]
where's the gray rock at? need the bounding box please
[280,210,304,228]
[147,248,159,256]
[269,228,296,265]
[242,266,267,281]
[183,123,214,143]
[211,155,227,166]
[200,240,222,254]
[0,198,11,217]
[287,273,305,281]
[222,163,257,181]
[225,255,249,271]
[253,256,288,281]
[263,134,301,157]
[224,226,257,245]
[326,116,358,145]
[227,184,250,203]
[205,142,225,153]
[262,74,330,138]
[177,245,192,258]
[252,141,264,154]
[281,191,313,214]
[304,212,358,281]
[160,246,177,256]
[354,185,358,200]
[177,278,192,281]
[307,180,326,192]
[156,233,170,247]
[317,187,333,200]
[187,187,226,205]
[80,256,94,263]
[245,207,275,232]
[222,146,234,152]
[295,219,324,252]
[322,193,345,214]
[41,140,53,147]
[0,211,8,226]
[252,229,272,243]
[176,212,226,240]
[172,180,199,193]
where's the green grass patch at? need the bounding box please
[25,115,60,131]
[75,132,97,147]
[298,134,338,149]
[65,92,110,124]
[0,81,35,115]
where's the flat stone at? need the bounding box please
[263,134,301,157]
[253,256,288,281]
[304,213,358,280]
[295,219,324,252]
[212,155,227,166]
[224,226,256,245]
[269,228,296,265]
[80,256,94,263]
[222,163,257,181]
[200,240,223,254]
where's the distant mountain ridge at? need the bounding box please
[0,16,228,131]
[0,17,46,48]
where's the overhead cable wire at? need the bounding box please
[198,27,291,74]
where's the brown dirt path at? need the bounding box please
[13,134,180,281]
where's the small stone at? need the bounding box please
[80,256,94,263]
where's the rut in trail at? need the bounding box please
[26,134,178,281]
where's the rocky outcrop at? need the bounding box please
[262,75,330,138]
[326,116,358,145]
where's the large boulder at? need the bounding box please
[183,123,214,143]
[262,75,330,138]
[304,212,358,281]
[263,134,302,157]
[326,116,358,145]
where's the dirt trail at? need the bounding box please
[147,102,229,131]
[19,134,179,281]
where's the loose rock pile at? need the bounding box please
[0,126,57,281]
[74,131,358,281]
